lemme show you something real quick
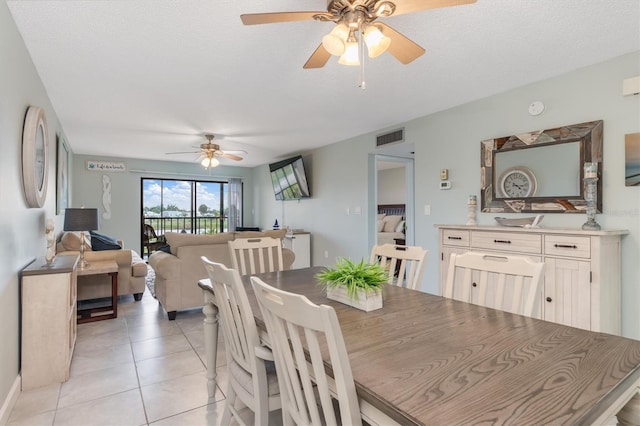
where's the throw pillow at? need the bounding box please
[157,244,171,253]
[382,215,402,233]
[90,231,122,251]
[395,220,406,233]
[377,213,386,221]
[61,232,91,252]
[377,220,385,232]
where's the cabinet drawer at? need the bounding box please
[545,235,591,259]
[442,230,470,247]
[471,231,542,254]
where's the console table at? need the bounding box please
[437,225,628,334]
[21,254,78,390]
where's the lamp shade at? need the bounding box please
[201,156,220,168]
[338,41,360,66]
[322,23,349,56]
[364,25,391,58]
[64,208,99,231]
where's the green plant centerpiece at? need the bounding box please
[315,258,388,312]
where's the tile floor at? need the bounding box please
[7,289,248,426]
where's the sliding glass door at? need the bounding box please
[141,178,236,255]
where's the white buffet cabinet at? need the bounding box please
[283,231,311,269]
[437,225,627,335]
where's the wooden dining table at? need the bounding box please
[199,266,640,425]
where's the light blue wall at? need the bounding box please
[254,51,640,338]
[0,0,68,413]
[70,155,256,255]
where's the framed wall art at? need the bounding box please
[625,133,640,186]
[56,135,69,214]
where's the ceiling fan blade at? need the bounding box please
[377,23,425,64]
[387,0,476,17]
[220,153,243,161]
[241,11,327,25]
[303,43,332,69]
[165,150,201,155]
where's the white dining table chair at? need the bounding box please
[229,236,285,275]
[444,251,545,317]
[251,276,363,426]
[201,257,281,425]
[369,243,428,290]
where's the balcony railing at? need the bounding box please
[143,216,228,236]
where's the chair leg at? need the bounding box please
[222,385,236,426]
[255,392,269,426]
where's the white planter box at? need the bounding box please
[326,286,382,312]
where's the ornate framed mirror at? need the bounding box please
[480,120,603,213]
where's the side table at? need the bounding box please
[76,260,118,323]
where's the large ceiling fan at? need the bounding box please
[166,134,247,168]
[241,0,476,68]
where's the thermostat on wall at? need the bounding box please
[440,181,451,190]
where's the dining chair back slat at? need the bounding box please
[201,257,280,425]
[369,244,428,290]
[229,237,284,276]
[444,251,545,317]
[251,276,363,426]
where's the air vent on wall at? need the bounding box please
[376,128,404,147]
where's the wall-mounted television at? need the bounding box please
[269,155,310,201]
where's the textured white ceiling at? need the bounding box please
[6,0,640,168]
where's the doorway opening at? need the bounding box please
[368,152,415,250]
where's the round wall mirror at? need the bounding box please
[22,106,49,208]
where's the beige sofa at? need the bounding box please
[148,230,295,320]
[56,232,148,301]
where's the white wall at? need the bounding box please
[378,167,407,204]
[71,155,256,255]
[255,52,640,339]
[0,1,68,415]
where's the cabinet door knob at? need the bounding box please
[546,297,552,303]
[472,282,477,287]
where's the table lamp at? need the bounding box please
[64,207,99,269]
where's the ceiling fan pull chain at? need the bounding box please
[359,25,366,90]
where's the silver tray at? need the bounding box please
[494,215,544,228]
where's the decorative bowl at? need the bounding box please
[494,215,544,228]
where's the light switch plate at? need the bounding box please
[440,181,451,190]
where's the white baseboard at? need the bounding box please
[0,375,21,426]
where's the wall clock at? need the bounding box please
[498,166,537,198]
[22,106,49,208]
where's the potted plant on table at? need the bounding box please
[315,258,388,312]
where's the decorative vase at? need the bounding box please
[582,163,601,230]
[467,195,477,226]
[326,286,383,312]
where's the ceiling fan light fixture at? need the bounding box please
[322,23,349,56]
[364,25,391,58]
[338,30,360,66]
[201,155,220,168]
[338,41,360,65]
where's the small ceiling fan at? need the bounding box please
[241,0,476,68]
[165,134,247,168]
